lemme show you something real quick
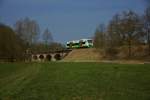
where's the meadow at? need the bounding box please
[0,62,150,100]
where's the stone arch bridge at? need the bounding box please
[31,50,71,62]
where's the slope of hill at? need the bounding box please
[63,48,101,62]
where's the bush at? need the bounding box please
[0,24,25,61]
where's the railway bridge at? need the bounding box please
[31,50,71,62]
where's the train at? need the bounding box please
[66,39,93,49]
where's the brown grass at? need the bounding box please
[63,48,102,62]
[63,45,150,63]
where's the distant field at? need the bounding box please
[0,62,150,100]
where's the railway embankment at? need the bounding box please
[62,48,102,62]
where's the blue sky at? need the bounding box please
[0,0,146,43]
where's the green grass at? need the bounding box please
[0,62,150,100]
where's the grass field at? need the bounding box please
[0,62,150,100]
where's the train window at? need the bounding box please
[73,43,79,46]
[88,40,92,43]
[82,42,85,44]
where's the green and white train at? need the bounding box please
[66,39,93,49]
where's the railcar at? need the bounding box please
[66,39,93,49]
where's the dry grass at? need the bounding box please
[63,46,150,63]
[63,48,102,62]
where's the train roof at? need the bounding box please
[80,39,92,41]
[66,38,93,44]
[67,40,79,44]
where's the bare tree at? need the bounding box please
[144,7,150,55]
[106,10,142,57]
[43,28,53,45]
[94,24,106,49]
[15,17,40,46]
[107,14,124,47]
[119,10,141,57]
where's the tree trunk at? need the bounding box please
[148,30,150,55]
[128,39,131,57]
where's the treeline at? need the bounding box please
[94,7,150,60]
[0,17,64,62]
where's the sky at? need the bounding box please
[0,0,147,43]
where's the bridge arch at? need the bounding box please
[46,54,52,61]
[39,55,44,60]
[33,55,38,60]
[54,54,61,60]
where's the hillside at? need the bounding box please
[62,47,150,63]
[63,48,101,62]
